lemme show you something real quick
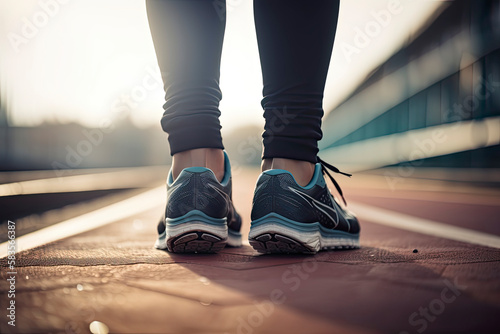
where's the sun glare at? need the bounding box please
[0,0,443,132]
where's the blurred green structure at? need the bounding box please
[321,0,500,170]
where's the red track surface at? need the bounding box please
[1,168,499,334]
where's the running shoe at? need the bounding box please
[249,157,360,254]
[155,152,242,253]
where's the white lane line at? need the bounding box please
[350,201,500,249]
[0,167,166,197]
[348,191,500,206]
[0,186,165,258]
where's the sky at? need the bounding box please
[0,0,444,134]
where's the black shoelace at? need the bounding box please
[317,156,351,206]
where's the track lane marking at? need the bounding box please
[2,190,499,258]
[0,168,165,197]
[350,201,500,249]
[0,186,165,258]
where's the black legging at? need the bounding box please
[146,0,340,163]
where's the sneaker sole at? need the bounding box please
[249,213,359,254]
[155,211,228,253]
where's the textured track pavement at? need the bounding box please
[1,168,499,334]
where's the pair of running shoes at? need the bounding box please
[155,152,360,254]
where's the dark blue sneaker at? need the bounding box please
[249,158,360,254]
[155,152,242,253]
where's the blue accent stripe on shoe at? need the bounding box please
[251,213,317,232]
[260,164,324,190]
[251,213,359,239]
[166,210,226,227]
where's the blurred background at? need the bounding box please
[0,0,499,236]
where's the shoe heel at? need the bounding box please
[160,210,228,253]
[249,213,320,254]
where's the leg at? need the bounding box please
[250,0,360,254]
[146,0,226,181]
[254,0,340,186]
[147,0,242,252]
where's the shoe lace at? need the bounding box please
[317,156,351,206]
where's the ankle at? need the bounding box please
[262,158,315,187]
[172,148,225,182]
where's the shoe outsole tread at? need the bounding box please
[250,233,316,254]
[167,231,227,253]
[249,232,360,254]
